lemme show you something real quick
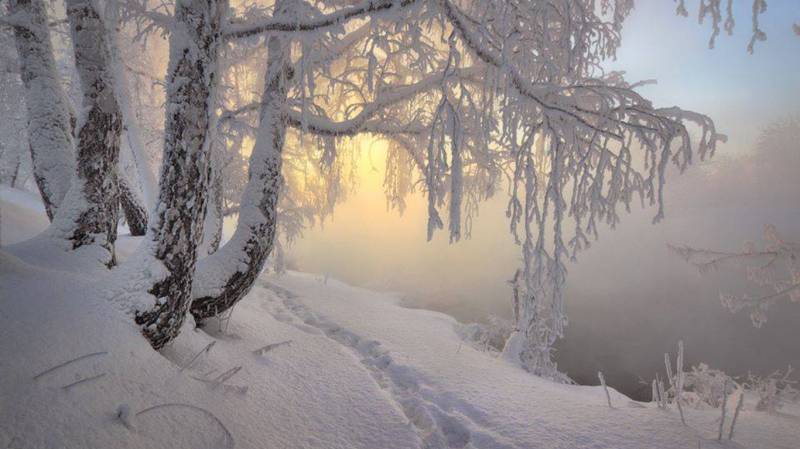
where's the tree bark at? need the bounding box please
[8,0,75,220]
[45,0,123,266]
[118,170,147,236]
[190,30,288,323]
[134,0,226,349]
[199,171,223,255]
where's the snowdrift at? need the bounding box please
[1,186,797,449]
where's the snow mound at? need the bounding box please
[1,187,797,449]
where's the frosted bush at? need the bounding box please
[745,368,799,413]
[457,315,513,353]
[683,363,736,409]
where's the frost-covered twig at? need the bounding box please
[665,341,687,424]
[598,371,613,408]
[728,392,744,440]
[180,341,216,372]
[252,340,292,355]
[670,224,800,327]
[61,372,106,390]
[189,375,249,394]
[718,379,729,441]
[214,366,242,385]
[33,351,108,380]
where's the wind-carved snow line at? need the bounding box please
[257,281,520,449]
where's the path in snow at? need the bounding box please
[259,279,518,449]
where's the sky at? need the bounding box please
[278,2,800,397]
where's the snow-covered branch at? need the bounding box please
[225,0,417,39]
[670,225,800,327]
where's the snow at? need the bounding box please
[1,186,798,448]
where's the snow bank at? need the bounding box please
[1,187,797,448]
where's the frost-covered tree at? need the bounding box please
[131,0,227,349]
[190,2,290,322]
[6,0,793,360]
[118,0,792,364]
[4,0,75,220]
[42,0,124,266]
[0,37,29,187]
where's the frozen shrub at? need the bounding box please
[744,367,799,412]
[457,315,513,353]
[683,363,736,408]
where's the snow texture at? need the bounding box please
[2,188,798,449]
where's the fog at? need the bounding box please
[277,2,800,399]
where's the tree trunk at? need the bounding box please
[118,171,147,236]
[199,171,223,255]
[105,0,158,210]
[190,31,288,323]
[45,0,123,266]
[134,0,225,349]
[9,0,75,220]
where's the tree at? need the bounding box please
[5,0,75,220]
[5,0,793,361]
[130,0,780,368]
[42,0,124,266]
[132,0,227,349]
[190,10,289,322]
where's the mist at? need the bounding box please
[278,2,800,399]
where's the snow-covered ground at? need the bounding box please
[1,186,798,449]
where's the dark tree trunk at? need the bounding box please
[200,172,224,255]
[134,0,225,349]
[40,0,124,267]
[9,0,75,220]
[190,31,288,323]
[118,172,147,236]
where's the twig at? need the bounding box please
[214,366,242,384]
[33,351,107,380]
[61,372,107,390]
[180,341,216,372]
[135,403,234,448]
[728,392,744,440]
[674,341,687,425]
[676,393,687,425]
[189,375,249,394]
[718,379,729,441]
[252,340,292,355]
[598,371,613,408]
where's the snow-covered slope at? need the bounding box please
[1,187,797,449]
